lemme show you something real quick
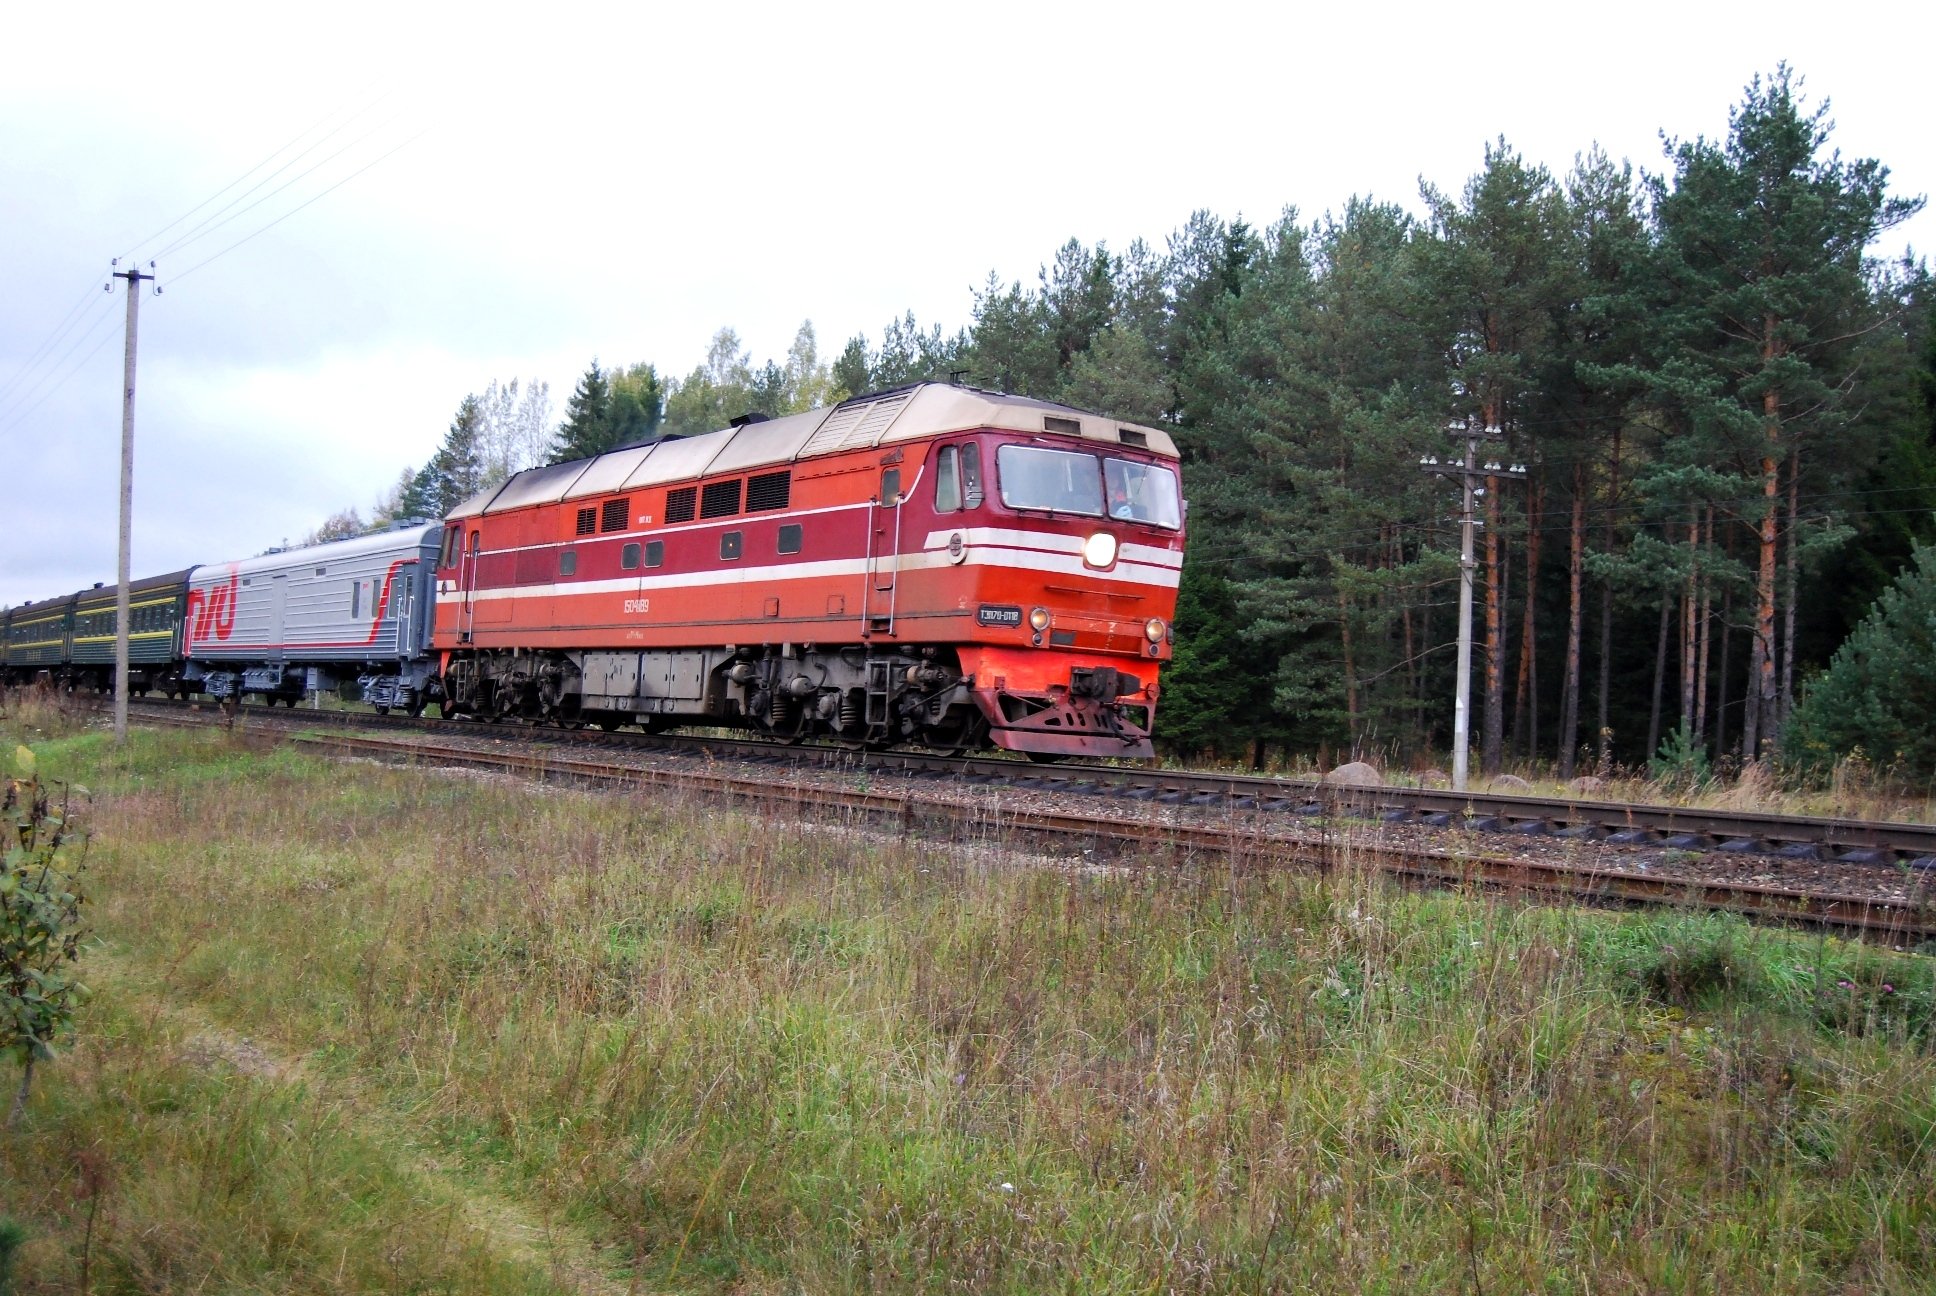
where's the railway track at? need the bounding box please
[121,697,1936,946]
[124,696,1936,864]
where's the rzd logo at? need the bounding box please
[186,567,240,644]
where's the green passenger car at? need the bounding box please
[68,570,193,694]
[2,592,76,680]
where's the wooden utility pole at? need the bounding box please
[110,260,156,744]
[1424,420,1522,791]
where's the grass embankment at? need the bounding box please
[2,708,1933,1292]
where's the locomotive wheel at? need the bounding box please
[374,705,390,716]
[919,713,987,757]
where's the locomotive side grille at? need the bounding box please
[798,390,914,456]
[665,487,697,523]
[600,498,630,533]
[855,392,913,438]
[574,507,596,536]
[700,479,742,519]
[745,470,791,512]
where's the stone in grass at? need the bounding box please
[1568,775,1606,794]
[1417,769,1452,788]
[1322,761,1384,788]
[1490,774,1534,793]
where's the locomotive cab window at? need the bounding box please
[720,531,743,561]
[880,467,902,506]
[778,523,803,554]
[560,550,577,577]
[440,526,460,568]
[645,540,664,568]
[934,444,983,512]
[1102,457,1183,529]
[935,447,960,511]
[621,542,642,571]
[996,445,1103,516]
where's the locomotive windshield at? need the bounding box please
[1104,457,1182,528]
[997,444,1180,528]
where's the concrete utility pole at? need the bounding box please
[109,260,156,745]
[1422,421,1523,792]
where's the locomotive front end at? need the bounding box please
[927,421,1184,760]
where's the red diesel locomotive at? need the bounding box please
[429,382,1184,758]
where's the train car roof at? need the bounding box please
[188,523,442,582]
[73,569,193,610]
[6,591,78,616]
[457,383,1178,521]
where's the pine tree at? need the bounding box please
[1649,66,1923,760]
[831,336,871,400]
[608,363,665,446]
[548,361,616,463]
[428,395,488,513]
[1418,140,1573,773]
[1787,546,1936,778]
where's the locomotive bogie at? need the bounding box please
[438,640,985,749]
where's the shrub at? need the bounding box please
[2,745,92,1128]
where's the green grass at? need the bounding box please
[2,713,1933,1293]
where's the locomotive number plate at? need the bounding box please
[977,604,1024,627]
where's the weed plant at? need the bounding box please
[1,725,1933,1292]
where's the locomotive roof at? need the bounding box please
[450,383,1178,520]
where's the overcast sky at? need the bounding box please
[3,1,1929,607]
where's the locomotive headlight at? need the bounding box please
[1028,606,1052,632]
[1082,531,1117,568]
[1145,617,1167,643]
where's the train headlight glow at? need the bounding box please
[1145,617,1167,643]
[1028,606,1052,632]
[1082,531,1117,568]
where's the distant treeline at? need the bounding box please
[345,66,1931,776]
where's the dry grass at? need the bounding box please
[1,724,1933,1292]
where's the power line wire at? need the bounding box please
[0,279,114,406]
[171,125,432,283]
[149,110,411,266]
[120,86,393,266]
[0,310,122,440]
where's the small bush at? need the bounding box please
[2,745,92,1127]
[1648,722,1712,794]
